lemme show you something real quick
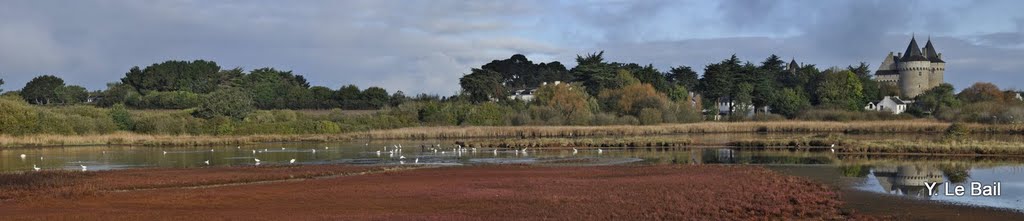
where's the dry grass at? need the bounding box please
[3,120,1023,149]
[354,120,1023,140]
[0,132,353,148]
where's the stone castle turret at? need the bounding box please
[875,36,946,98]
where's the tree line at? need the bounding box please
[1,52,1022,124]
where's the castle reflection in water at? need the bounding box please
[872,165,946,197]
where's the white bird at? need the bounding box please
[325,146,330,150]
[415,158,419,164]
[80,165,87,172]
[289,159,296,164]
[204,160,210,165]
[210,149,215,152]
[598,149,603,154]
[831,144,836,148]
[20,154,26,159]
[399,155,406,159]
[573,148,578,154]
[163,151,168,155]
[281,147,286,150]
[831,148,836,153]
[441,151,446,154]
[237,146,241,149]
[522,148,528,153]
[254,158,261,165]
[376,150,382,156]
[33,164,40,171]
[311,149,317,154]
[252,150,257,154]
[493,149,498,155]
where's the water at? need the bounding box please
[1,141,1022,211]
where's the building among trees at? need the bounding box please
[864,96,908,114]
[874,36,946,98]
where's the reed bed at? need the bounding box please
[844,139,1024,155]
[355,120,1022,140]
[0,132,354,148]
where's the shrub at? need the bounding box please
[943,122,969,143]
[0,98,39,135]
[193,88,255,120]
[110,104,134,130]
[639,108,663,125]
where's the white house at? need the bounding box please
[865,96,908,114]
[508,89,537,102]
[1016,92,1022,101]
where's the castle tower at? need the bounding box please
[922,38,945,88]
[897,36,931,98]
[787,58,799,75]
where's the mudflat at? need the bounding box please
[0,165,875,220]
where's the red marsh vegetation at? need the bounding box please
[0,165,877,220]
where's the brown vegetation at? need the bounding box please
[0,132,353,148]
[355,120,1022,140]
[0,165,874,220]
[0,165,395,201]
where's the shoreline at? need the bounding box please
[3,120,1023,156]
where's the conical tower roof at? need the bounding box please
[922,38,944,63]
[788,58,799,69]
[901,36,929,62]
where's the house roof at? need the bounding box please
[922,38,945,63]
[900,37,930,62]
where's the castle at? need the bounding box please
[874,36,946,98]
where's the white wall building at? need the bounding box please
[865,96,909,114]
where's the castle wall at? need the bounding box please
[898,61,931,98]
[929,62,945,88]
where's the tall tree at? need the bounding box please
[237,68,311,109]
[667,66,699,91]
[699,55,742,108]
[21,75,65,104]
[459,68,505,103]
[815,69,864,110]
[336,84,363,109]
[361,87,390,109]
[121,60,226,94]
[571,51,617,96]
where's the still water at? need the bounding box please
[1,141,1022,211]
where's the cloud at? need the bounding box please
[0,0,1022,94]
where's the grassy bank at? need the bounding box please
[355,120,1023,139]
[0,132,353,148]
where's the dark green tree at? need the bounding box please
[570,51,618,96]
[193,88,255,120]
[459,68,505,103]
[667,66,699,92]
[237,68,310,109]
[362,86,390,109]
[21,75,65,105]
[121,60,226,94]
[336,84,363,109]
[699,55,741,108]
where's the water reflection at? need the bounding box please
[872,165,946,197]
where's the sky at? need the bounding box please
[1,0,1022,95]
